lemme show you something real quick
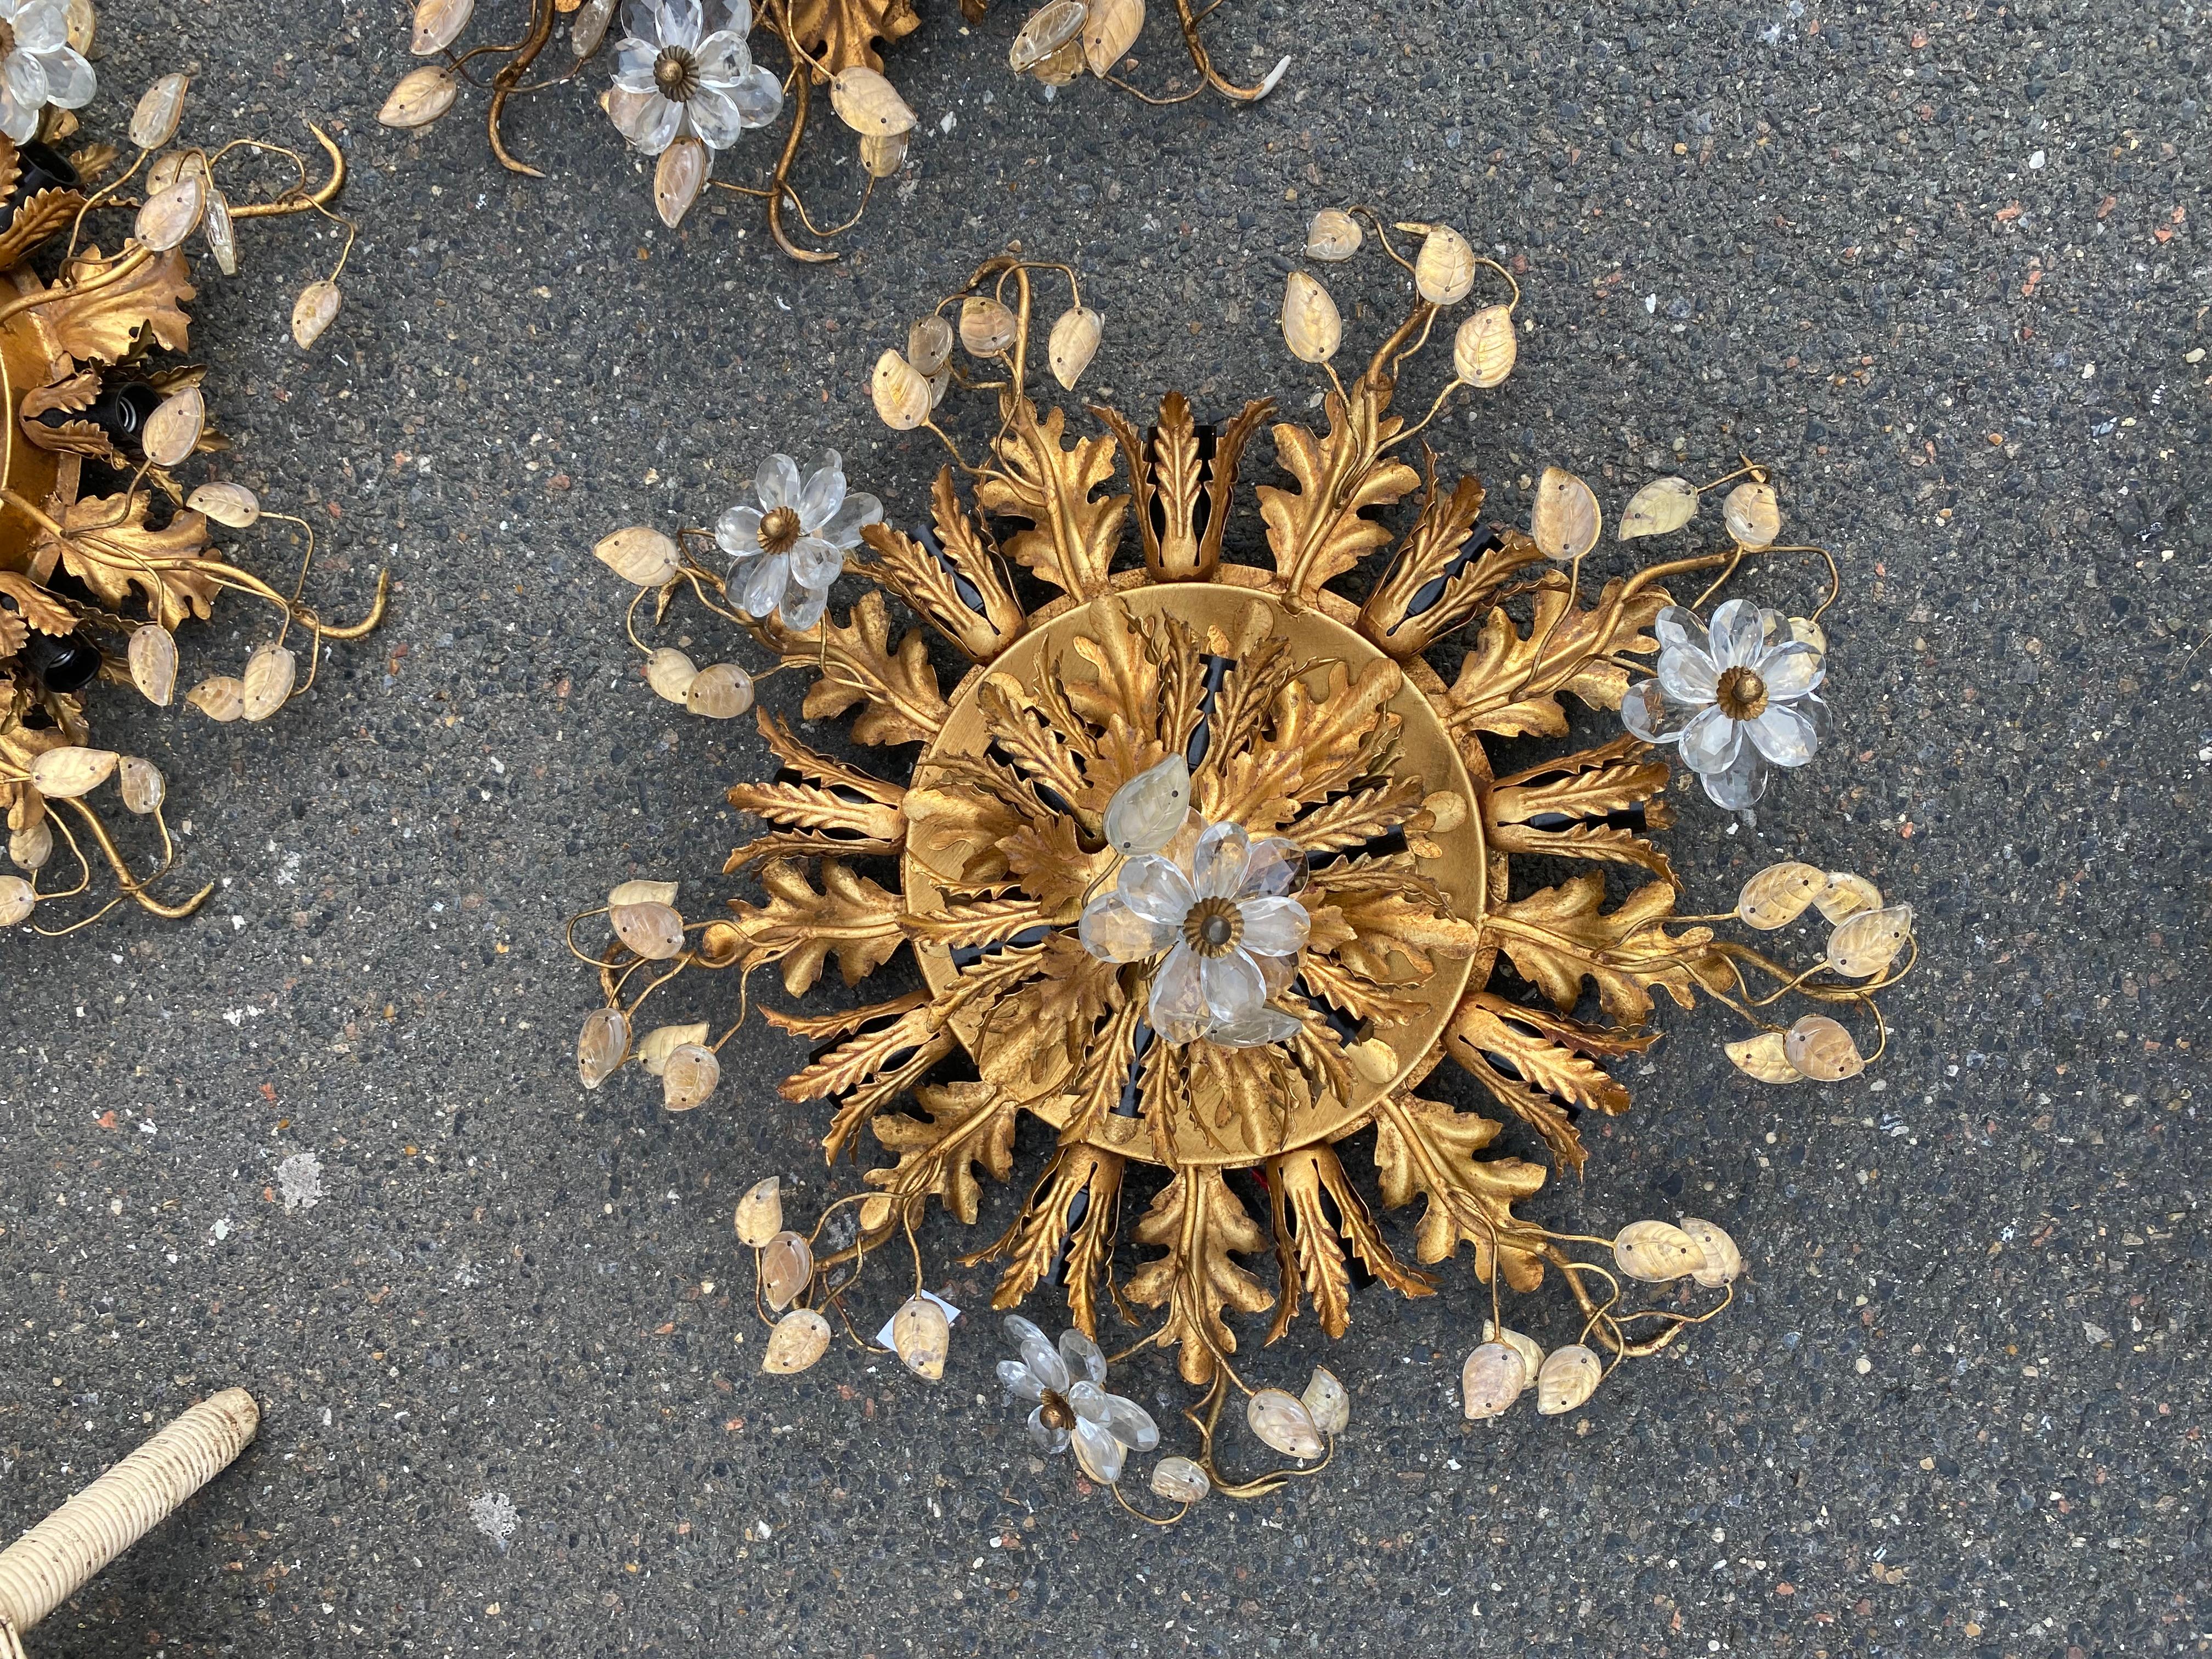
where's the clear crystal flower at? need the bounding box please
[715,450,882,631]
[606,0,782,159]
[0,0,93,146]
[996,1315,1159,1485]
[1079,814,1309,1048]
[1621,599,1829,810]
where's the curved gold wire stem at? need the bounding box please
[1344,205,1415,276]
[1098,71,1206,106]
[28,807,94,902]
[1170,0,1283,100]
[61,145,151,264]
[777,168,876,240]
[226,124,348,219]
[1182,1369,1335,1500]
[50,798,211,921]
[312,567,391,640]
[486,0,559,177]
[761,14,838,265]
[1111,1484,1189,1525]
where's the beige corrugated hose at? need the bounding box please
[0,1389,258,1654]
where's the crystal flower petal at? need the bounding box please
[754,453,802,511]
[1200,949,1266,1025]
[1708,597,1765,669]
[1147,942,1211,1042]
[1747,701,1818,767]
[819,492,883,550]
[1757,639,1825,701]
[797,453,847,529]
[1237,895,1310,957]
[1679,702,1741,776]
[1192,819,1250,898]
[687,84,746,148]
[1119,855,1195,926]
[1700,741,1768,810]
[716,503,763,557]
[1657,642,1718,705]
[1079,892,1174,963]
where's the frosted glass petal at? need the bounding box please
[1747,701,1818,767]
[715,503,762,557]
[1654,604,1711,658]
[0,83,33,145]
[1239,837,1306,898]
[1147,944,1210,1043]
[753,452,800,510]
[5,50,48,114]
[1237,895,1309,957]
[619,0,664,46]
[727,62,782,127]
[1679,703,1741,776]
[686,83,744,148]
[788,534,843,589]
[1025,1404,1069,1455]
[1796,692,1832,746]
[1701,743,1768,810]
[1103,756,1191,857]
[778,583,827,634]
[798,455,847,529]
[12,4,67,52]
[661,0,703,49]
[1621,679,1694,744]
[1102,1392,1160,1452]
[820,492,882,550]
[692,26,749,82]
[1192,819,1251,899]
[1059,1328,1108,1386]
[1210,1005,1300,1048]
[1656,644,1717,705]
[1065,1380,1109,1423]
[1079,892,1172,963]
[1018,1331,1068,1393]
[1118,855,1194,926]
[1757,639,1824,700]
[1200,948,1266,1024]
[1708,598,1764,669]
[614,88,680,153]
[1069,1415,1125,1484]
[612,39,658,91]
[997,1358,1045,1402]
[736,551,788,618]
[36,46,89,107]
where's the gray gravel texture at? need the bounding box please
[2,0,2208,1654]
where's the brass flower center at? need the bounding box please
[1181,895,1243,958]
[1037,1391,1075,1431]
[758,505,803,555]
[653,48,699,101]
[1715,664,1768,721]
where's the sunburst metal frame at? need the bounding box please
[578,229,1910,1508]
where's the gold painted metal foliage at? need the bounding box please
[382,0,922,259]
[576,222,1909,1514]
[0,34,385,935]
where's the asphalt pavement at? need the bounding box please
[1,0,2206,1653]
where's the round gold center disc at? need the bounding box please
[902,569,1491,1169]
